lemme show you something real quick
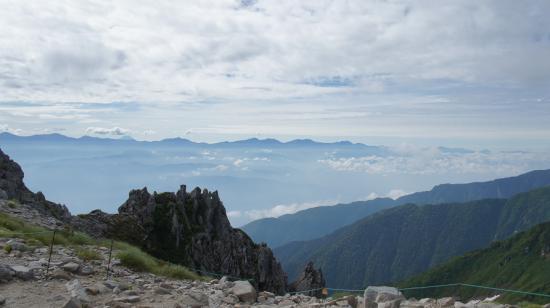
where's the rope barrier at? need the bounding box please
[285,283,550,299]
[188,267,255,282]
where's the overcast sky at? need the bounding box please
[1,1,549,149]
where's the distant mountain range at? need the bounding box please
[400,221,550,304]
[0,132,380,150]
[274,185,550,289]
[243,169,550,248]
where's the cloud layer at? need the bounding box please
[0,1,549,145]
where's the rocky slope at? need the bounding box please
[0,231,344,307]
[275,186,550,288]
[73,186,288,294]
[243,169,550,248]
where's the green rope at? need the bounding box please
[188,267,255,282]
[459,283,550,299]
[283,283,550,299]
[399,283,461,291]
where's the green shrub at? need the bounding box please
[76,248,102,261]
[4,244,12,254]
[7,199,19,208]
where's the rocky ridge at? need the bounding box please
[73,186,288,294]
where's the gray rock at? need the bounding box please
[113,296,141,303]
[437,297,455,307]
[10,265,34,280]
[364,286,403,308]
[0,264,14,282]
[65,279,90,303]
[222,294,239,305]
[376,291,405,303]
[542,304,550,308]
[78,265,94,275]
[28,261,44,270]
[0,295,6,306]
[6,240,28,252]
[51,268,72,280]
[180,291,209,307]
[400,300,425,308]
[155,287,172,295]
[103,280,119,289]
[378,299,402,308]
[62,262,80,273]
[62,297,82,308]
[231,280,257,303]
[84,282,110,296]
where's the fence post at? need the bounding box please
[106,239,114,280]
[46,229,56,275]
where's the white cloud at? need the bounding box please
[86,126,130,136]
[0,124,23,135]
[227,211,242,218]
[387,189,407,200]
[244,199,338,220]
[319,147,550,176]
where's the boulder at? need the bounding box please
[62,262,80,273]
[400,299,425,308]
[66,279,90,304]
[180,291,209,307]
[231,280,257,303]
[62,297,82,308]
[51,268,72,280]
[437,297,455,307]
[113,296,141,303]
[6,240,28,252]
[0,264,14,282]
[10,265,34,280]
[364,286,404,308]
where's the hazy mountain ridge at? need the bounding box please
[244,169,550,247]
[274,186,550,289]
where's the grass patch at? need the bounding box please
[116,246,202,281]
[4,244,12,254]
[75,248,102,261]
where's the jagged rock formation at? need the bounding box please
[289,261,326,297]
[0,148,71,222]
[74,185,288,294]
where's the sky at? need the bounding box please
[1,0,550,150]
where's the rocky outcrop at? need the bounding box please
[289,261,326,297]
[0,148,71,222]
[74,185,288,294]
